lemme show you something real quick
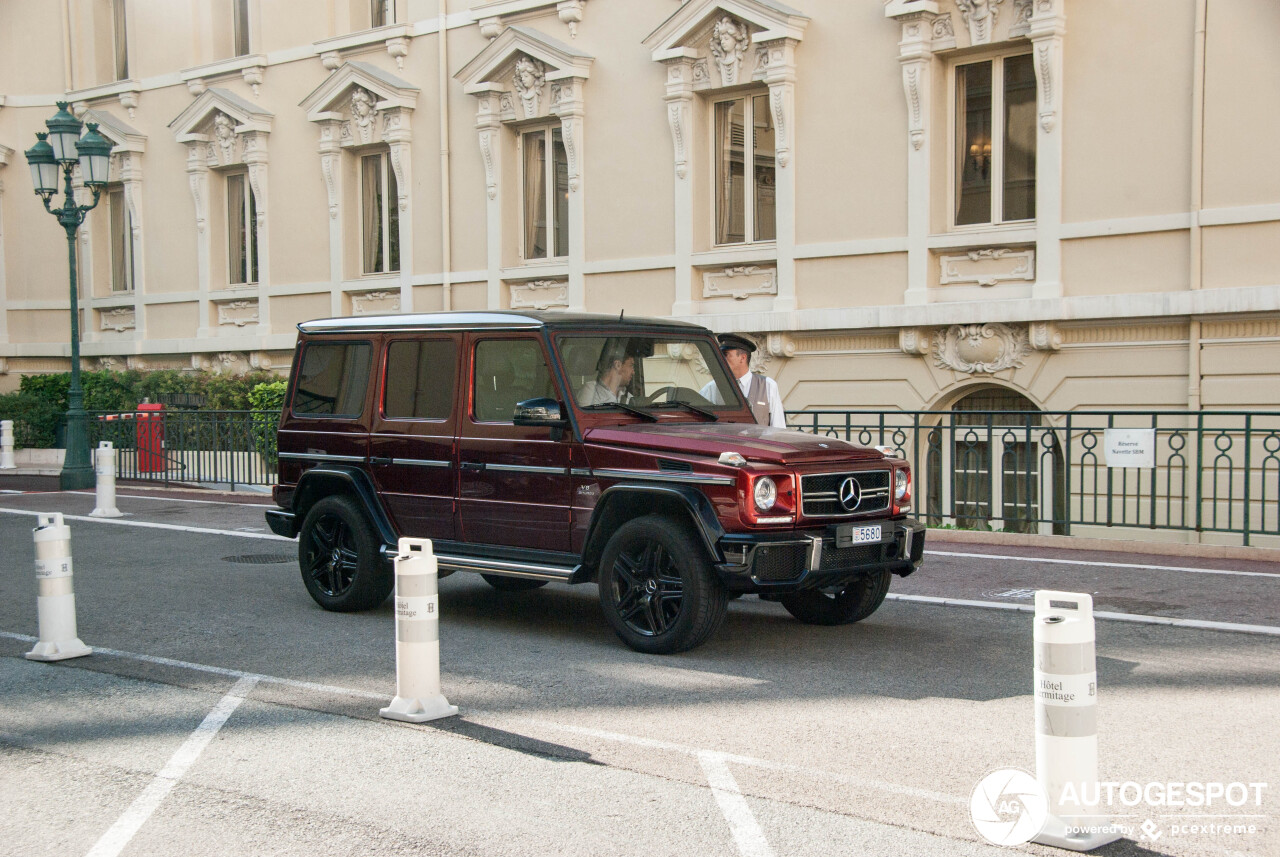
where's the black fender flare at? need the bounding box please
[577,483,726,581]
[291,465,398,551]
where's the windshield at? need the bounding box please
[556,334,744,416]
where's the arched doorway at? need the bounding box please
[925,386,1066,534]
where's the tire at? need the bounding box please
[779,569,892,626]
[481,574,548,592]
[597,515,728,654]
[298,496,392,612]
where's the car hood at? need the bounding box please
[582,422,886,465]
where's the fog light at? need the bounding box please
[753,477,777,512]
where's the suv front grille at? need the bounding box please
[819,543,883,572]
[800,470,891,518]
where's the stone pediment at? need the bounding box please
[169,88,272,144]
[83,110,146,154]
[0,143,13,168]
[643,0,809,61]
[299,60,419,121]
[455,24,593,103]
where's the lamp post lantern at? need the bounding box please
[24,103,115,490]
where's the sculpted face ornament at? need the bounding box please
[839,477,862,512]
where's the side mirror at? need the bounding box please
[513,397,568,428]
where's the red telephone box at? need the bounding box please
[136,403,166,473]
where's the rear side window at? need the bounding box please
[473,338,556,422]
[292,341,373,417]
[384,339,455,420]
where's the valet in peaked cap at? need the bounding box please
[717,333,757,355]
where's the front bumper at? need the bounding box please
[265,508,298,539]
[714,517,925,592]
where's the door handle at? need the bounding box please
[460,461,485,472]
[369,456,393,466]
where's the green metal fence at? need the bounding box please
[786,409,1280,546]
[86,409,280,490]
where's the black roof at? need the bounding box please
[297,310,709,335]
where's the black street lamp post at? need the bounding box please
[24,102,115,490]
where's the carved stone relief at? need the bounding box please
[899,327,931,356]
[100,307,136,333]
[1029,321,1061,351]
[351,290,401,315]
[213,112,237,164]
[510,279,569,311]
[933,323,1029,374]
[708,15,750,87]
[938,248,1035,287]
[350,88,378,145]
[512,56,547,119]
[216,299,260,328]
[702,266,778,301]
[955,0,1004,45]
[1010,0,1033,36]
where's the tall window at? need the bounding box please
[112,0,129,80]
[955,53,1036,226]
[714,93,775,245]
[361,152,400,274]
[227,172,258,285]
[233,0,250,56]
[371,0,394,27]
[108,187,136,292]
[521,127,568,260]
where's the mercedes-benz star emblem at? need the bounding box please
[839,476,861,512]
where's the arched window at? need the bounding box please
[926,386,1064,534]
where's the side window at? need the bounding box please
[384,340,455,420]
[293,342,373,417]
[473,339,555,423]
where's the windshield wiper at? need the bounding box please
[651,401,719,421]
[582,401,658,422]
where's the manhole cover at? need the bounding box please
[222,554,295,565]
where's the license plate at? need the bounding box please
[836,524,882,547]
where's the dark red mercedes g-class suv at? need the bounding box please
[267,311,924,653]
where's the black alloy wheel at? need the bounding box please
[598,515,727,654]
[298,496,392,612]
[612,541,684,637]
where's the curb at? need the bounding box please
[926,528,1280,563]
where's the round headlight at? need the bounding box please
[753,476,777,512]
[895,469,909,500]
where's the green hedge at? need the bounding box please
[249,379,289,469]
[0,369,281,449]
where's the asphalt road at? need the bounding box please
[0,481,1276,857]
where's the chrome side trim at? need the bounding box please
[394,458,451,469]
[807,535,823,572]
[485,463,569,475]
[590,468,735,486]
[569,468,593,478]
[278,452,366,463]
[434,553,575,581]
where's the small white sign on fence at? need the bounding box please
[1103,428,1156,468]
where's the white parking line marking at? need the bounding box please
[886,594,1280,636]
[699,751,775,857]
[69,491,274,507]
[84,675,259,857]
[926,550,1280,579]
[0,507,291,541]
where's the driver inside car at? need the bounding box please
[576,340,636,406]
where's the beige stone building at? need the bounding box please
[0,0,1277,421]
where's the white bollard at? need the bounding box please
[0,420,15,469]
[1031,591,1119,851]
[26,513,92,662]
[89,441,123,518]
[380,538,457,723]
